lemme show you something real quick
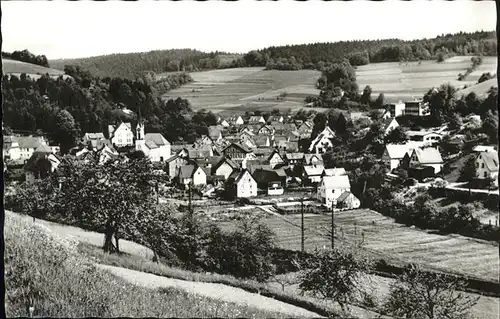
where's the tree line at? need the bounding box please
[243,30,496,70]
[49,49,245,79]
[2,66,222,154]
[2,49,50,68]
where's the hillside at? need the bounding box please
[3,58,71,79]
[49,49,243,79]
[162,67,325,114]
[162,56,498,111]
[457,78,498,99]
[355,56,497,103]
[4,211,306,318]
[48,31,496,78]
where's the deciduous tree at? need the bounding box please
[298,247,372,313]
[383,264,479,319]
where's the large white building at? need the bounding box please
[135,122,171,162]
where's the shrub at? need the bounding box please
[204,217,277,281]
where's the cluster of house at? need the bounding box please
[4,100,497,210]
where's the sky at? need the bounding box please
[1,0,497,60]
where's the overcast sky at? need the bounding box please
[2,0,497,60]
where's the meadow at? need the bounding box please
[162,67,326,115]
[356,56,498,102]
[163,56,497,114]
[3,58,71,80]
[220,209,499,283]
[3,211,297,318]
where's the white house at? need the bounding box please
[220,119,230,127]
[317,175,352,208]
[303,164,325,184]
[475,152,499,186]
[228,169,257,198]
[268,115,284,123]
[177,165,207,187]
[83,132,105,144]
[408,147,444,174]
[228,116,244,126]
[336,191,361,209]
[134,123,171,162]
[108,122,134,147]
[382,144,418,171]
[324,167,347,176]
[308,126,336,154]
[304,154,323,166]
[192,166,208,186]
[213,157,240,179]
[268,150,285,169]
[165,154,188,178]
[406,131,442,144]
[248,116,266,124]
[381,118,400,136]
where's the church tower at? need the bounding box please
[135,121,146,153]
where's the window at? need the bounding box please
[484,172,488,178]
[481,163,485,168]
[476,162,479,167]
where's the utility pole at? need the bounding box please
[301,197,305,253]
[188,181,193,216]
[331,203,335,250]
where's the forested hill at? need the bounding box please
[247,31,497,69]
[50,49,245,79]
[47,31,496,78]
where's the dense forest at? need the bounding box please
[1,67,222,153]
[244,31,497,69]
[49,49,245,79]
[2,50,50,68]
[45,31,496,79]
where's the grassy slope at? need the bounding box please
[3,212,288,318]
[162,56,497,114]
[3,58,69,79]
[356,56,497,103]
[456,78,498,98]
[162,67,326,115]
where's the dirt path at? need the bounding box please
[97,264,322,318]
[5,211,154,259]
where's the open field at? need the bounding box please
[221,209,499,282]
[162,67,326,115]
[356,56,497,103]
[457,78,498,98]
[3,58,71,80]
[162,56,497,114]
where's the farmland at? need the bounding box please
[162,67,325,115]
[356,56,498,103]
[220,209,499,282]
[162,56,497,114]
[3,58,71,80]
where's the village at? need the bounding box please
[3,97,498,217]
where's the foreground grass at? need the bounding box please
[78,242,339,318]
[4,213,289,318]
